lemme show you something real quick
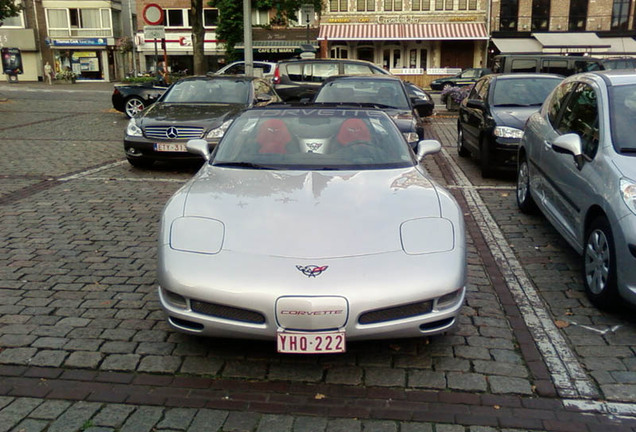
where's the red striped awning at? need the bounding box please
[318,23,488,41]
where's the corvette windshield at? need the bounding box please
[163,78,250,104]
[213,108,415,170]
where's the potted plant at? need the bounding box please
[441,85,473,111]
[55,67,77,83]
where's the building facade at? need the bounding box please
[1,0,40,81]
[317,0,490,87]
[490,0,636,59]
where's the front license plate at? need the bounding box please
[277,330,346,354]
[154,143,187,152]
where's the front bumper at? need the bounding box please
[124,136,217,162]
[489,137,520,170]
[157,248,466,342]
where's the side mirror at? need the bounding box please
[551,133,585,169]
[186,139,211,161]
[256,93,273,104]
[416,139,442,161]
[466,99,485,110]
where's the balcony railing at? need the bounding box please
[48,28,112,37]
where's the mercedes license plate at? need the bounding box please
[277,330,346,354]
[155,143,187,152]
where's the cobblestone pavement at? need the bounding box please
[0,82,634,431]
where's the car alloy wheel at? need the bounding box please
[583,216,618,309]
[125,97,145,118]
[516,156,537,214]
[457,127,470,157]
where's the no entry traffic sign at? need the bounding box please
[143,3,164,26]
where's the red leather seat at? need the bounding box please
[337,118,372,146]
[256,119,292,154]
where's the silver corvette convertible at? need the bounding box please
[158,106,466,354]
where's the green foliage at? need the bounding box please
[208,0,322,62]
[0,0,21,23]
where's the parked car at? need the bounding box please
[404,81,436,117]
[124,75,280,168]
[272,58,390,102]
[112,80,168,118]
[516,70,636,309]
[429,68,491,91]
[491,54,604,76]
[312,75,427,148]
[457,73,563,177]
[157,105,466,352]
[214,60,277,78]
[601,57,636,70]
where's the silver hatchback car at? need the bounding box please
[516,70,636,309]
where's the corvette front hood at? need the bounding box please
[182,167,442,259]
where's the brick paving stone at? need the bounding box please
[119,406,164,432]
[0,398,42,432]
[436,425,466,432]
[223,410,261,432]
[28,400,71,419]
[407,370,446,389]
[28,350,67,367]
[364,367,406,387]
[0,334,37,347]
[64,351,103,368]
[325,417,362,432]
[269,363,324,382]
[91,404,135,428]
[293,415,328,432]
[10,418,48,432]
[99,354,140,372]
[361,419,399,432]
[255,414,294,432]
[489,376,534,395]
[325,366,363,385]
[179,356,224,376]
[399,422,434,432]
[156,407,197,430]
[473,361,528,378]
[187,408,228,431]
[0,348,37,365]
[447,372,488,392]
[46,401,101,432]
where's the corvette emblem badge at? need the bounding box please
[296,265,329,278]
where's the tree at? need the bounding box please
[191,0,206,74]
[208,0,322,63]
[0,0,21,25]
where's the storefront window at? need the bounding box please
[357,46,374,63]
[331,44,349,58]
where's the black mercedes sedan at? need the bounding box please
[124,75,281,168]
[112,80,168,118]
[456,73,563,177]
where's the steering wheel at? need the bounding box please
[344,140,381,159]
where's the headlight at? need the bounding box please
[126,118,142,137]
[403,132,419,143]
[170,217,225,254]
[494,126,524,139]
[620,178,636,215]
[206,120,233,139]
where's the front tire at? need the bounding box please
[583,216,619,309]
[125,96,145,118]
[516,156,537,214]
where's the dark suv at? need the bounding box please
[429,68,492,91]
[272,58,389,102]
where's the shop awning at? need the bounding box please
[600,37,636,54]
[491,38,543,54]
[318,23,488,41]
[533,32,611,53]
